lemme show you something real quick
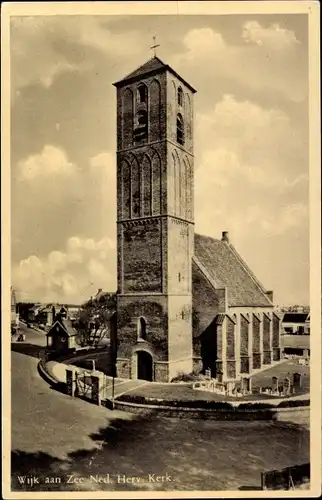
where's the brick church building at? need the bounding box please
[112,56,282,383]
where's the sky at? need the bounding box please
[10,13,310,305]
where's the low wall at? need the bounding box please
[38,357,310,422]
[104,399,310,421]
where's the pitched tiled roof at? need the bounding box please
[194,234,273,307]
[283,312,309,323]
[113,56,197,93]
[47,319,77,337]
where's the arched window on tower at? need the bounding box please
[138,317,147,340]
[134,110,148,142]
[137,84,148,104]
[177,86,183,106]
[176,113,185,146]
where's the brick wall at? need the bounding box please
[263,313,272,364]
[252,314,261,369]
[272,313,281,361]
[167,218,192,294]
[167,145,194,222]
[116,295,168,360]
[216,324,223,362]
[240,314,249,356]
[116,358,131,379]
[192,261,226,341]
[226,316,235,359]
[154,362,168,382]
[122,219,162,293]
[240,357,250,374]
[166,74,194,155]
[252,314,261,352]
[116,73,167,151]
[168,295,193,372]
[226,360,236,379]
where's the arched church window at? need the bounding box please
[176,113,185,146]
[137,84,147,104]
[134,110,148,142]
[138,317,147,340]
[177,87,183,106]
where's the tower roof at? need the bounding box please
[113,56,196,93]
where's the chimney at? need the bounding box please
[221,231,230,243]
[266,291,274,302]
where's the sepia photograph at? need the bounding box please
[2,1,321,498]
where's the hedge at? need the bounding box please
[117,394,309,411]
[118,394,234,409]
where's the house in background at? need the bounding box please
[304,313,310,334]
[282,312,310,335]
[46,307,78,354]
[64,304,82,321]
[281,311,310,358]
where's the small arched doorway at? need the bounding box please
[137,351,153,381]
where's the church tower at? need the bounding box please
[113,56,196,382]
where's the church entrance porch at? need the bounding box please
[136,350,153,381]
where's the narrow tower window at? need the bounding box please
[176,113,185,146]
[178,87,183,106]
[137,84,147,104]
[134,110,148,142]
[138,317,147,340]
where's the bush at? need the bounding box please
[277,399,310,408]
[170,371,206,383]
[171,373,197,383]
[237,402,275,410]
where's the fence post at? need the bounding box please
[66,369,75,397]
[91,375,101,406]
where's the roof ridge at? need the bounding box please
[122,56,162,80]
[114,56,197,93]
[227,244,272,303]
[195,232,221,243]
[192,255,221,290]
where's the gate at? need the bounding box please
[73,371,100,405]
[75,371,93,401]
[66,368,102,405]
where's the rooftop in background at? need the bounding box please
[113,56,197,93]
[282,312,309,324]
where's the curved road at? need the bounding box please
[10,325,310,493]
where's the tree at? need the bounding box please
[74,292,116,347]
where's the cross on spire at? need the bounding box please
[150,36,160,57]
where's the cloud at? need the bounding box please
[242,21,300,50]
[194,93,308,271]
[260,203,308,235]
[17,145,76,181]
[13,236,116,303]
[174,23,307,103]
[11,16,145,90]
[90,151,115,172]
[181,28,226,59]
[195,94,305,186]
